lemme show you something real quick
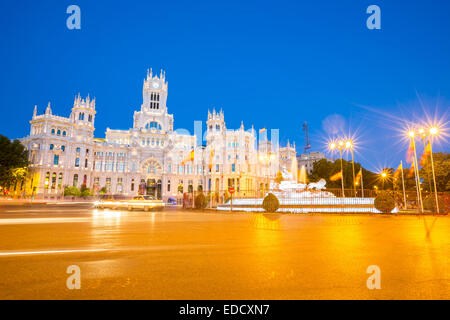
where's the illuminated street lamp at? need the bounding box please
[379,170,388,190]
[408,126,440,213]
[329,140,345,197]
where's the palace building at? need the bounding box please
[20,69,297,200]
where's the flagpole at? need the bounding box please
[360,169,364,198]
[429,137,440,214]
[410,137,423,213]
[412,158,421,212]
[421,138,432,193]
[350,147,356,197]
[339,148,345,198]
[400,161,407,210]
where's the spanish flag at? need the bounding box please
[419,142,431,167]
[259,128,266,134]
[181,149,195,165]
[330,171,343,181]
[354,169,362,185]
[209,147,214,170]
[408,161,415,177]
[393,162,402,179]
[406,140,414,164]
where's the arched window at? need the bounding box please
[51,173,57,189]
[45,172,50,189]
[50,144,54,150]
[61,146,65,152]
[57,130,61,136]
[51,129,55,135]
[145,121,162,130]
[73,174,78,187]
[62,131,67,137]
[58,173,63,189]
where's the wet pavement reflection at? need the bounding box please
[0,204,448,299]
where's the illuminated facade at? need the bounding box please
[20,70,297,200]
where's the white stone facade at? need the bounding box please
[20,70,297,200]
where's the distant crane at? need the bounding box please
[302,122,311,154]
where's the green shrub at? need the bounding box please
[80,185,93,198]
[194,192,208,209]
[423,195,446,213]
[374,191,396,213]
[64,186,80,197]
[224,191,231,203]
[262,193,280,213]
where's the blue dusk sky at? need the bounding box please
[0,0,449,171]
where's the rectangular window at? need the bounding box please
[75,158,80,167]
[53,155,59,165]
[216,164,219,172]
[232,163,236,172]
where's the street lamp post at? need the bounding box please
[408,131,424,213]
[428,127,440,214]
[329,141,345,198]
[345,140,356,197]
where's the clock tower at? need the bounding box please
[142,68,168,113]
[133,68,173,133]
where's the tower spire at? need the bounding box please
[33,105,37,118]
[45,102,52,115]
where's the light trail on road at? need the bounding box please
[0,205,448,299]
[0,249,109,256]
[0,217,91,225]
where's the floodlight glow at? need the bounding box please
[430,127,438,135]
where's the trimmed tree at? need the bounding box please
[194,192,208,209]
[374,191,395,213]
[262,193,280,213]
